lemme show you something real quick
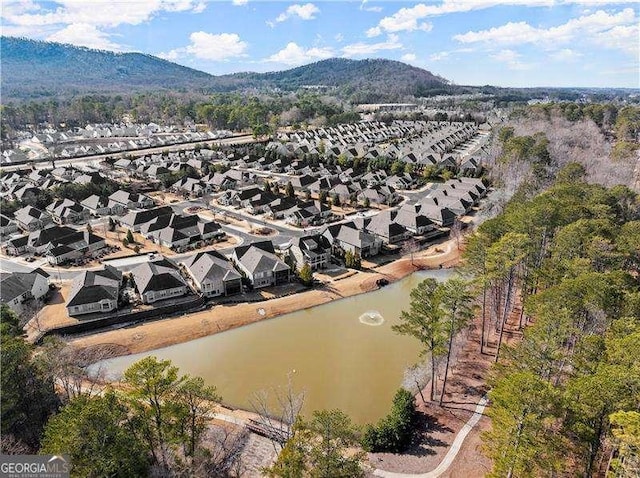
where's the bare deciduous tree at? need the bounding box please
[402,362,429,404]
[450,218,463,251]
[401,237,421,266]
[0,434,31,455]
[38,338,109,403]
[249,373,305,453]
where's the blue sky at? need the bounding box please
[2,1,638,87]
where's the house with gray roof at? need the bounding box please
[81,195,123,216]
[365,210,410,244]
[231,241,290,288]
[0,214,18,238]
[423,193,471,216]
[4,235,28,256]
[14,205,52,232]
[322,222,382,258]
[131,258,189,304]
[120,206,174,232]
[108,190,155,211]
[139,213,224,249]
[46,199,90,225]
[416,202,457,227]
[180,251,242,297]
[395,204,436,235]
[0,268,50,315]
[66,265,122,317]
[171,177,211,197]
[288,234,332,271]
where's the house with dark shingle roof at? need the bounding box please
[180,250,242,297]
[395,204,436,235]
[231,241,290,288]
[288,234,332,271]
[171,177,211,197]
[423,193,471,216]
[46,199,90,225]
[131,258,189,304]
[108,190,155,211]
[0,214,18,238]
[120,206,174,232]
[265,197,299,220]
[4,235,28,256]
[416,202,457,227]
[139,213,224,249]
[0,268,50,315]
[365,210,410,244]
[66,265,122,317]
[14,205,52,232]
[81,195,123,216]
[322,222,382,258]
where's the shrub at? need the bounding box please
[361,388,417,453]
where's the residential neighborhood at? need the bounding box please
[1,118,489,327]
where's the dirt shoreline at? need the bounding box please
[69,239,461,359]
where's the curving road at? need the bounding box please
[373,395,489,478]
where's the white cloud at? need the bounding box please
[159,31,248,62]
[232,0,248,5]
[46,23,122,51]
[274,3,319,23]
[2,0,207,29]
[491,49,532,70]
[428,48,474,62]
[549,48,581,61]
[342,34,403,57]
[366,1,554,37]
[593,23,639,55]
[453,8,638,56]
[429,51,450,61]
[563,0,638,4]
[364,0,638,37]
[366,4,434,37]
[401,53,417,62]
[265,42,333,66]
[360,0,383,13]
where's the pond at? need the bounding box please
[97,268,455,424]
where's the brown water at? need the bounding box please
[98,269,454,424]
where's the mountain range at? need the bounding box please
[1,37,452,102]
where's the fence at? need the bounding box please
[35,296,205,343]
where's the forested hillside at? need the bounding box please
[0,37,214,100]
[1,37,451,102]
[465,166,640,477]
[243,58,451,102]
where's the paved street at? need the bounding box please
[0,131,490,282]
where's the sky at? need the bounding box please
[2,0,639,88]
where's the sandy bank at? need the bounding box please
[69,240,460,359]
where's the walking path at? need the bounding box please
[373,395,489,478]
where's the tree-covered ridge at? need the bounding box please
[248,57,449,102]
[465,165,640,477]
[1,37,214,100]
[1,37,450,102]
